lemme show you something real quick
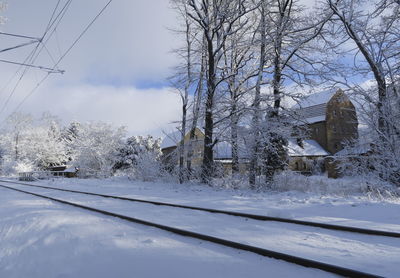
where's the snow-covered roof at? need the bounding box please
[160,130,181,149]
[161,127,205,149]
[287,139,329,157]
[335,143,372,156]
[303,115,326,124]
[64,166,77,173]
[214,141,249,160]
[291,89,338,124]
[292,89,336,109]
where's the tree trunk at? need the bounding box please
[187,41,205,176]
[15,133,19,161]
[249,4,266,186]
[201,37,216,184]
[231,104,239,173]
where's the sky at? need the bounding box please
[0,0,361,138]
[0,0,182,137]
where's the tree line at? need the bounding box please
[169,0,400,186]
[0,112,163,180]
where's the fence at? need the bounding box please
[18,170,77,181]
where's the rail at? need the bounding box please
[2,178,400,238]
[0,182,383,278]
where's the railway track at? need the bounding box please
[0,180,392,277]
[1,179,399,238]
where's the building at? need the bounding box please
[290,89,359,176]
[287,139,329,174]
[161,89,358,177]
[160,127,249,175]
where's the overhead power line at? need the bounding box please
[9,0,115,115]
[0,31,41,41]
[0,59,65,73]
[0,40,40,54]
[0,0,72,114]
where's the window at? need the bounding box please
[333,110,337,117]
[333,126,337,133]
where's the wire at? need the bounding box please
[0,31,41,41]
[8,0,115,116]
[0,59,65,73]
[0,40,39,54]
[0,0,72,114]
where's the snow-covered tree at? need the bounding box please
[321,0,400,185]
[69,122,126,177]
[114,135,164,181]
[0,112,68,174]
[185,0,258,183]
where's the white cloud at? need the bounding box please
[18,83,181,137]
[0,0,182,136]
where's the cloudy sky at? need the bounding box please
[0,0,182,136]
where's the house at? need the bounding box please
[290,89,359,176]
[161,89,358,178]
[287,139,329,174]
[160,127,205,170]
[160,127,249,175]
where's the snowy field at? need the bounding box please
[1,176,400,277]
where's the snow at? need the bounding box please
[160,130,181,149]
[303,115,326,124]
[214,141,248,160]
[288,139,329,157]
[1,176,400,277]
[335,143,372,156]
[292,89,336,109]
[64,166,77,173]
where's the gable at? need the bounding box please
[161,127,205,150]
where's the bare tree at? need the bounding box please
[248,0,332,185]
[186,0,257,183]
[186,38,206,176]
[220,17,254,174]
[326,0,399,136]
[249,1,268,185]
[323,0,400,184]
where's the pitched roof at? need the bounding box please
[292,89,337,124]
[292,89,336,109]
[214,141,249,160]
[161,127,205,149]
[334,143,372,156]
[287,139,329,157]
[160,130,181,149]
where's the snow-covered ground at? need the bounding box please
[1,176,400,277]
